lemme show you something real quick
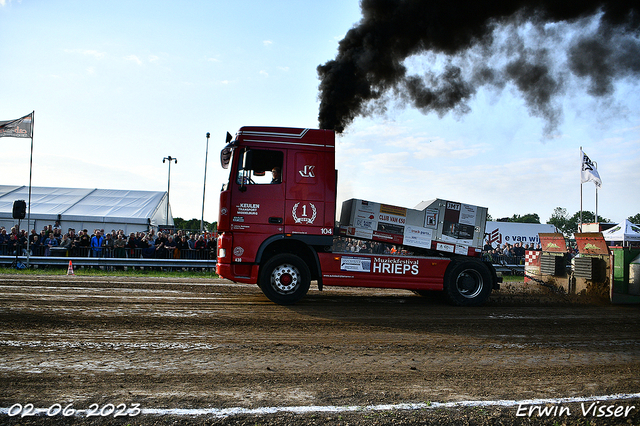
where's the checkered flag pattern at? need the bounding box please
[525,250,541,266]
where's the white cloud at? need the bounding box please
[148,55,159,62]
[263,40,273,46]
[259,70,268,77]
[64,49,106,59]
[124,55,142,65]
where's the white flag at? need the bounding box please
[581,149,602,188]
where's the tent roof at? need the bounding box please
[0,185,167,224]
[602,219,640,242]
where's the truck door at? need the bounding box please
[229,147,286,235]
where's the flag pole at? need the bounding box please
[594,159,599,225]
[579,147,583,233]
[595,181,598,226]
[26,111,34,267]
[201,132,210,234]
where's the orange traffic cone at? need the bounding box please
[67,260,75,275]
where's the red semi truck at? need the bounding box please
[216,126,501,305]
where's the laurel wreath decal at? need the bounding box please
[292,202,317,224]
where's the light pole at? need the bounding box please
[201,132,210,233]
[163,156,177,226]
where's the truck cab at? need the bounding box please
[217,127,336,294]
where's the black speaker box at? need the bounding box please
[12,200,26,219]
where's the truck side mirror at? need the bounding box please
[244,149,255,170]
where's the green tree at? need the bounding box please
[628,214,640,224]
[566,211,611,235]
[547,207,570,235]
[494,213,541,223]
[173,217,217,232]
[509,213,541,223]
[547,208,611,236]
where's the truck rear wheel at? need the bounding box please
[443,258,493,306]
[259,254,311,305]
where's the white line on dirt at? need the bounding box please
[2,393,639,418]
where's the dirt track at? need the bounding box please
[1,274,640,425]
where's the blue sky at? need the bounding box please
[1,0,639,225]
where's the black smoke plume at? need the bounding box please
[317,0,639,134]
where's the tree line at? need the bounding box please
[491,209,640,237]
[173,218,217,233]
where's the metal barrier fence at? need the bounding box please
[0,243,215,260]
[0,243,217,271]
[0,254,217,271]
[1,243,524,274]
[482,253,525,266]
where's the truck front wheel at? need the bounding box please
[443,259,493,306]
[259,254,311,305]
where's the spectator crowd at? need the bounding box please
[482,241,542,264]
[0,221,217,260]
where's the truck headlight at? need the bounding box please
[218,248,226,259]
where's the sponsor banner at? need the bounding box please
[403,225,433,249]
[347,226,373,240]
[377,221,404,235]
[455,244,470,255]
[441,234,473,246]
[380,204,407,217]
[446,202,461,211]
[424,208,438,228]
[459,204,478,226]
[373,230,404,245]
[484,221,557,249]
[378,212,406,226]
[436,242,455,253]
[357,200,376,213]
[372,257,419,275]
[340,256,371,273]
[442,221,475,245]
[354,216,376,230]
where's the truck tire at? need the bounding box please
[442,258,493,306]
[259,254,311,305]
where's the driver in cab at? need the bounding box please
[271,167,281,184]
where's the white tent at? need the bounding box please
[0,185,173,234]
[602,219,640,246]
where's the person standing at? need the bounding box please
[90,230,104,257]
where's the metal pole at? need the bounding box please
[201,132,210,233]
[163,156,177,226]
[594,160,599,225]
[26,111,34,267]
[580,184,583,233]
[595,187,598,225]
[579,147,582,233]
